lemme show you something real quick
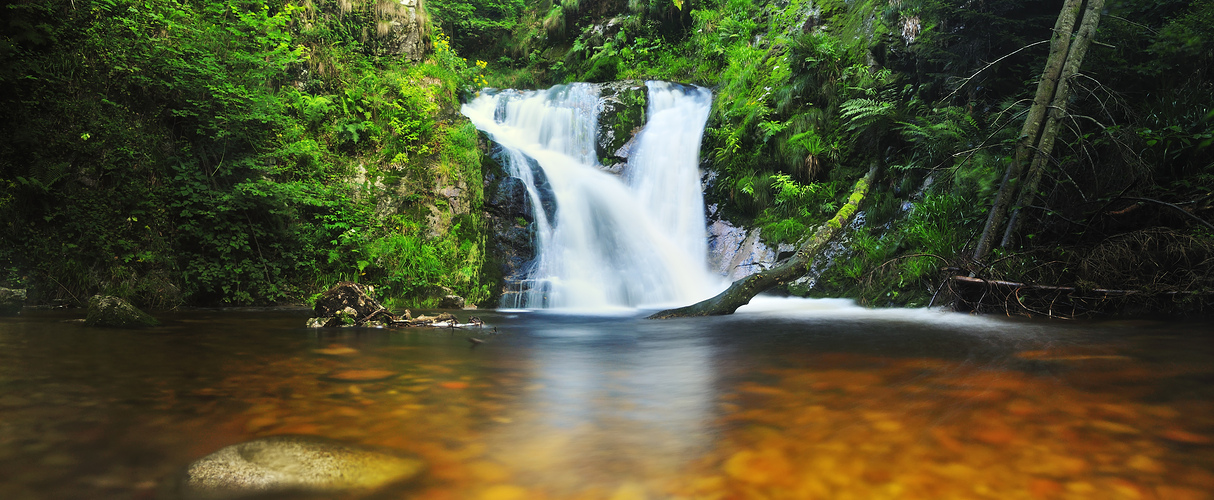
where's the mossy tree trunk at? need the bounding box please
[648,161,880,319]
[976,0,1092,263]
[1002,0,1106,247]
[973,0,1085,261]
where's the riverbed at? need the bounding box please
[1,300,1211,499]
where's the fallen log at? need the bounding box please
[649,161,880,319]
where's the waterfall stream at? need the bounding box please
[462,82,721,309]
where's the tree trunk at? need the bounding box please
[1002,0,1106,248]
[648,161,880,319]
[972,0,1084,262]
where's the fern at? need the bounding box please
[895,106,981,169]
[790,129,826,156]
[840,98,896,131]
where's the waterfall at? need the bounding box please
[462,82,719,310]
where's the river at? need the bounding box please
[1,301,1211,499]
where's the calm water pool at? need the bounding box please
[1,299,1211,499]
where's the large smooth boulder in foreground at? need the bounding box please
[85,294,158,327]
[0,287,25,315]
[176,435,425,500]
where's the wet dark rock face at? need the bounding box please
[488,177,528,219]
[483,152,538,296]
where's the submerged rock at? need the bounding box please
[323,369,399,382]
[176,435,424,499]
[85,295,158,327]
[0,287,25,315]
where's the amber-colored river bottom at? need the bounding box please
[1,300,1211,500]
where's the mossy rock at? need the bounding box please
[85,295,159,327]
[0,288,25,316]
[597,81,648,163]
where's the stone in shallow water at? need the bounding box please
[312,345,360,356]
[176,435,424,499]
[324,369,398,382]
[0,287,25,315]
[85,294,159,327]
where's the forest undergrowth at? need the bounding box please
[1,0,493,308]
[440,0,1214,315]
[3,0,1211,315]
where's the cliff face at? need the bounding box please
[368,0,429,60]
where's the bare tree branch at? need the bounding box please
[943,40,1051,103]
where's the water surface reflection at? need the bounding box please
[0,301,1210,499]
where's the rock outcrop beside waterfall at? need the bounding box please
[483,153,536,285]
[705,216,852,294]
[362,0,429,61]
[707,220,794,282]
[596,81,649,173]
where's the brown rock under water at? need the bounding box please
[324,370,399,382]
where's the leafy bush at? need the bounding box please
[0,0,492,307]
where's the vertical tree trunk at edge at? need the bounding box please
[1002,0,1106,248]
[648,161,880,319]
[972,0,1084,262]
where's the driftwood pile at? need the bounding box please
[306,282,479,328]
[948,275,1213,318]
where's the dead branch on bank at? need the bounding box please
[950,228,1214,318]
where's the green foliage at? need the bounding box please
[895,105,978,170]
[427,0,525,59]
[5,0,1209,310]
[761,218,808,246]
[812,190,985,306]
[0,0,491,307]
[840,98,896,132]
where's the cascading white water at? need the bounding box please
[462,81,720,310]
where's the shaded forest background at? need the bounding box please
[2,0,1212,313]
